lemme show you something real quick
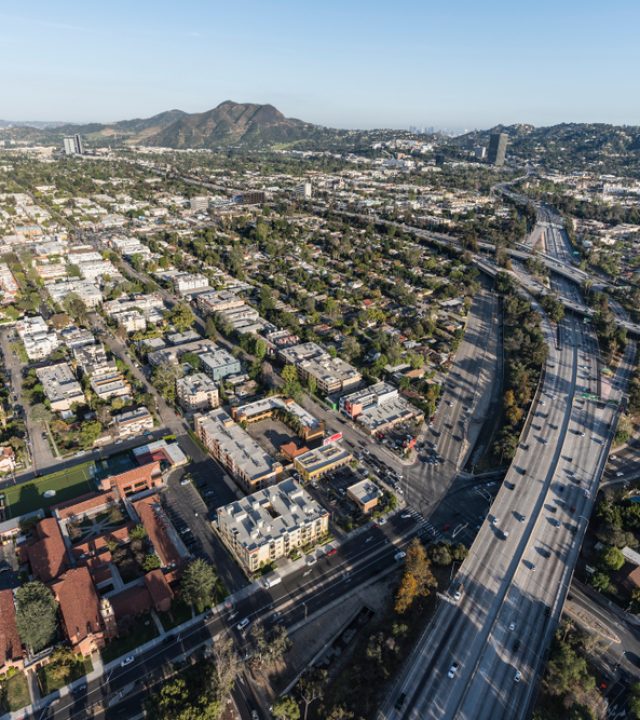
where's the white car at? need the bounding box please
[394,551,407,561]
[236,617,250,632]
[514,670,522,683]
[448,662,459,679]
[120,655,135,668]
[509,621,516,631]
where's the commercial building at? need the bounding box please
[190,196,210,212]
[216,478,329,574]
[36,363,86,414]
[488,132,508,167]
[231,396,324,442]
[347,479,383,514]
[176,373,219,412]
[200,346,242,382]
[196,289,245,316]
[293,443,353,481]
[339,381,424,434]
[279,342,362,395]
[195,409,282,492]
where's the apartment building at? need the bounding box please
[73,344,131,400]
[0,264,19,304]
[16,315,59,361]
[176,373,219,412]
[172,272,210,296]
[199,347,242,382]
[57,326,95,350]
[111,406,154,439]
[47,279,102,309]
[195,409,282,492]
[216,478,329,574]
[279,342,362,395]
[36,363,86,414]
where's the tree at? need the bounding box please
[79,420,102,449]
[47,647,79,684]
[130,524,148,541]
[143,554,162,571]
[181,559,218,613]
[298,670,327,720]
[272,696,301,720]
[600,545,625,571]
[151,363,182,403]
[629,682,640,719]
[15,581,58,654]
[210,632,241,703]
[62,292,88,325]
[395,573,419,614]
[168,302,195,333]
[429,543,453,566]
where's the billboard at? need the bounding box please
[323,432,343,446]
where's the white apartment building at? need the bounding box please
[172,272,210,296]
[111,406,154,439]
[216,478,329,574]
[176,373,219,412]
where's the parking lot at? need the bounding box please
[245,417,302,458]
[372,420,422,458]
[304,463,392,533]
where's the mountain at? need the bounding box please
[46,101,326,149]
[143,101,318,149]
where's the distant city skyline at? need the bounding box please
[1,0,639,130]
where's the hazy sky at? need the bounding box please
[1,0,638,129]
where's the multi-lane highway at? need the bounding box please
[379,209,636,719]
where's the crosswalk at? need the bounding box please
[404,508,445,542]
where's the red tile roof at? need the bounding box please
[0,590,23,666]
[110,585,152,621]
[54,491,117,520]
[27,518,68,582]
[51,567,103,646]
[144,569,174,610]
[133,495,182,568]
[104,462,162,496]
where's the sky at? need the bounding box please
[1,0,639,130]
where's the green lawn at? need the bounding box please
[101,615,159,664]
[37,657,92,696]
[0,671,30,712]
[2,460,96,518]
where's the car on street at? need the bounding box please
[514,670,522,683]
[509,622,516,631]
[394,551,407,561]
[448,662,459,679]
[236,617,251,632]
[120,655,135,668]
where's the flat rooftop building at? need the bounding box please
[216,478,329,574]
[279,342,361,395]
[36,363,86,414]
[294,443,353,481]
[347,479,383,514]
[231,395,324,441]
[339,381,423,434]
[196,408,282,492]
[176,372,219,412]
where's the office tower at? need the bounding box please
[474,145,487,160]
[63,134,84,155]
[487,132,507,166]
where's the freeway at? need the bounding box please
[379,212,636,718]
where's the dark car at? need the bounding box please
[394,693,407,710]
